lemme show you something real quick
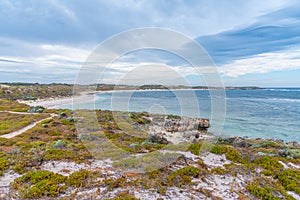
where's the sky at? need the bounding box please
[0,0,300,87]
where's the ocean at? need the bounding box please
[62,88,300,142]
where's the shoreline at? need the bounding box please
[16,86,265,109]
[17,89,300,144]
[16,88,219,109]
[17,92,95,109]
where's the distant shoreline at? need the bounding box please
[18,92,94,109]
[17,87,294,109]
[17,88,227,109]
[16,88,300,143]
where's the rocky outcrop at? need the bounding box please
[164,117,210,132]
[145,134,170,144]
[148,116,212,144]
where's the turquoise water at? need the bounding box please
[63,89,300,142]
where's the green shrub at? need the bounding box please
[27,106,44,113]
[105,177,126,190]
[275,169,300,194]
[253,156,283,170]
[49,131,61,136]
[167,166,200,187]
[210,144,227,155]
[176,166,201,177]
[246,183,280,200]
[225,148,249,164]
[43,149,75,160]
[0,137,16,146]
[247,177,296,200]
[58,112,67,119]
[11,170,67,198]
[25,179,63,198]
[67,169,89,188]
[0,99,29,112]
[111,191,139,200]
[210,167,227,175]
[260,141,281,148]
[261,170,273,176]
[0,112,48,135]
[166,114,181,119]
[61,118,76,125]
[0,157,8,176]
[188,143,202,155]
[11,163,27,174]
[52,140,67,149]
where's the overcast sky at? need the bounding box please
[0,0,300,87]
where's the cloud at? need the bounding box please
[197,1,300,65]
[0,39,91,83]
[198,25,300,65]
[0,0,299,86]
[219,48,300,77]
[0,44,89,69]
[191,1,300,84]
[0,0,289,44]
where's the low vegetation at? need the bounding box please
[0,99,29,112]
[0,99,299,199]
[167,166,201,187]
[11,170,67,198]
[0,83,76,100]
[0,112,49,135]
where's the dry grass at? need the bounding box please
[0,112,50,135]
[0,99,29,112]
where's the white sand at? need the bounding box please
[40,159,113,176]
[201,152,231,168]
[18,88,208,110]
[18,92,96,109]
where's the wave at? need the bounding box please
[265,88,300,92]
[226,97,300,102]
[264,98,300,102]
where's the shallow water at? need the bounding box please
[62,88,300,142]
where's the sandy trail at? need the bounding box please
[0,111,39,115]
[0,113,56,139]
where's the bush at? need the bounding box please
[246,183,280,200]
[11,170,67,198]
[0,157,8,176]
[210,144,227,155]
[166,114,181,119]
[225,148,248,163]
[275,169,300,194]
[67,169,89,188]
[27,106,44,113]
[12,163,27,174]
[43,149,75,160]
[105,177,126,190]
[167,166,200,187]
[253,156,283,170]
[210,167,227,175]
[58,112,67,119]
[52,140,67,149]
[111,191,139,200]
[188,143,202,155]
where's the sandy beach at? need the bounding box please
[17,89,203,109]
[18,92,96,109]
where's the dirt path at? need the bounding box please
[0,111,39,115]
[0,113,56,139]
